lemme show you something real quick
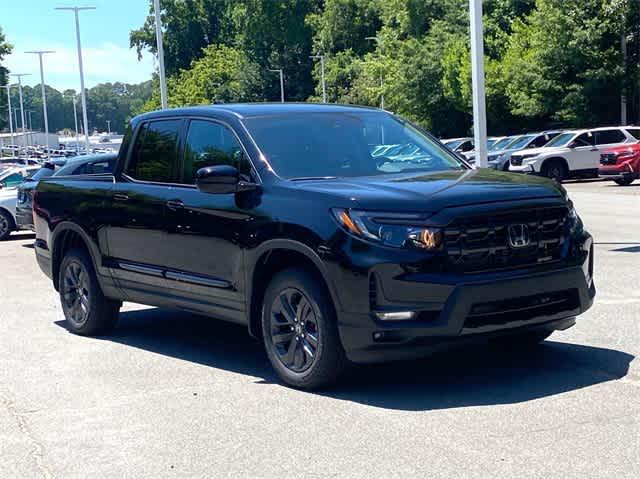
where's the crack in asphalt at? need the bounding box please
[0,392,56,479]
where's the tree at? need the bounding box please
[0,26,13,131]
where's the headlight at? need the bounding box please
[567,200,583,234]
[331,208,443,250]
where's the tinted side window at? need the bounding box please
[181,120,249,184]
[625,128,640,140]
[127,120,181,182]
[574,133,595,147]
[596,129,625,145]
[532,134,552,148]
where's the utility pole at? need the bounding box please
[106,120,111,135]
[25,50,55,154]
[1,84,14,150]
[56,6,94,152]
[26,110,34,147]
[10,74,30,150]
[153,0,168,109]
[469,0,488,168]
[268,69,285,102]
[622,33,628,125]
[310,55,327,103]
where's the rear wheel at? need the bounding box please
[614,177,634,186]
[0,209,14,241]
[59,248,120,335]
[261,268,349,390]
[542,160,566,182]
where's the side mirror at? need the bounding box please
[195,165,258,194]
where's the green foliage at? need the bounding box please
[0,26,14,131]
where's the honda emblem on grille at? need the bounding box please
[508,224,530,248]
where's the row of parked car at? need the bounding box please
[0,153,116,240]
[443,125,640,185]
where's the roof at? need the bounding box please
[135,102,383,122]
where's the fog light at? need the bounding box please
[375,311,416,321]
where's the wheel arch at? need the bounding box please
[246,240,340,339]
[541,156,569,174]
[50,222,101,291]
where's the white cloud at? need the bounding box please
[6,42,156,91]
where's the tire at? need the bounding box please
[493,329,553,350]
[614,177,634,186]
[0,209,14,241]
[59,248,120,336]
[261,268,349,390]
[541,160,566,182]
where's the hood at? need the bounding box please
[291,169,564,212]
[511,145,566,157]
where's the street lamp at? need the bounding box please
[10,73,30,149]
[153,0,168,109]
[55,6,95,152]
[106,120,111,135]
[1,84,15,150]
[365,37,384,109]
[26,110,34,147]
[469,0,488,168]
[25,50,55,154]
[268,69,285,102]
[310,55,327,103]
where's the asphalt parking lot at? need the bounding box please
[1,179,638,478]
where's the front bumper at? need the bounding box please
[509,163,537,174]
[598,165,637,181]
[335,236,595,363]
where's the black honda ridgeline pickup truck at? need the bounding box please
[34,104,595,389]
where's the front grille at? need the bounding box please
[510,156,523,166]
[600,153,617,165]
[444,206,568,274]
[464,289,579,330]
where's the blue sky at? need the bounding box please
[3,0,156,91]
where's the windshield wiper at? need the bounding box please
[289,176,338,181]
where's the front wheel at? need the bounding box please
[261,268,349,390]
[614,177,635,186]
[59,248,120,336]
[542,161,566,182]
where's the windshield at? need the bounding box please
[30,167,56,181]
[545,132,575,148]
[443,139,465,150]
[505,135,535,150]
[489,138,514,151]
[243,112,465,179]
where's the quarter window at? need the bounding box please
[625,128,640,141]
[595,129,625,145]
[181,120,249,184]
[126,120,182,183]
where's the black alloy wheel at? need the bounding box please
[61,260,91,328]
[269,288,320,373]
[261,268,349,389]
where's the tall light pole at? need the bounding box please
[26,110,34,147]
[65,94,80,154]
[310,54,327,103]
[153,0,168,109]
[268,69,285,102]
[106,120,111,135]
[10,74,30,149]
[469,0,488,168]
[365,37,384,109]
[25,50,55,154]
[56,6,94,152]
[1,84,14,149]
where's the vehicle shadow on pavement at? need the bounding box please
[5,233,35,242]
[55,307,634,411]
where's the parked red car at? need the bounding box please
[599,143,640,186]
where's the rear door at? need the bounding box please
[107,119,184,299]
[161,118,257,323]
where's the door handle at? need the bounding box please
[166,199,185,211]
[113,193,129,202]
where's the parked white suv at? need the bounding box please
[509,127,640,181]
